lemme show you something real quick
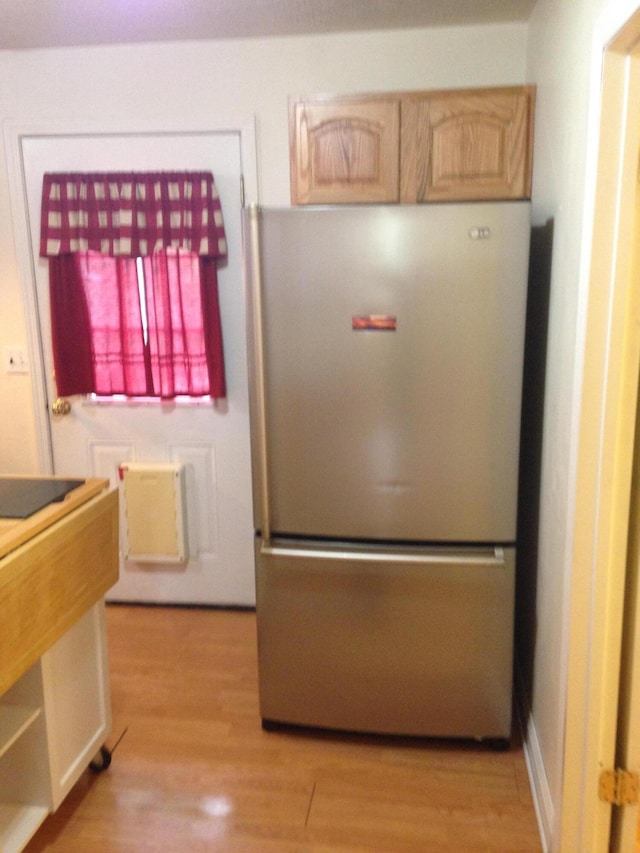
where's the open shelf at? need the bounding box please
[0,803,48,853]
[0,705,41,761]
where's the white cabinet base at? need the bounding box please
[0,602,111,851]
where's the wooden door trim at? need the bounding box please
[559,9,640,852]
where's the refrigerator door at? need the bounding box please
[255,538,515,739]
[246,202,530,543]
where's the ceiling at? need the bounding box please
[0,0,538,51]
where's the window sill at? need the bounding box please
[84,394,218,407]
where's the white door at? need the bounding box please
[19,130,255,606]
[609,72,640,848]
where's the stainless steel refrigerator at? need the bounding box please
[244,201,530,743]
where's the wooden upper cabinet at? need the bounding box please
[401,86,535,202]
[289,86,535,205]
[289,96,401,204]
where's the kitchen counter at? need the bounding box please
[0,475,119,852]
[0,476,118,696]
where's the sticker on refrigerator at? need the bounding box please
[352,314,397,331]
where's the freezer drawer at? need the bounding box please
[255,538,515,740]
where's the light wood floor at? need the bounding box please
[26,604,543,852]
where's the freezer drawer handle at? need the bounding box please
[261,543,506,566]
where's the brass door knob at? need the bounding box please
[51,397,71,415]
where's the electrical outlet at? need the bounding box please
[4,347,29,374]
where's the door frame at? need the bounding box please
[3,115,258,474]
[559,6,640,851]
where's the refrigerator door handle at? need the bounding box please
[260,542,506,566]
[247,204,271,542]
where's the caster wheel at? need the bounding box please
[89,745,112,772]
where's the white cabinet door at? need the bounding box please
[40,603,111,810]
[0,604,111,849]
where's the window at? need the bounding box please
[40,171,227,399]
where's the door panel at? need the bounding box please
[21,132,254,605]
[610,155,640,853]
[610,437,640,849]
[256,538,515,738]
[41,604,110,809]
[251,203,530,543]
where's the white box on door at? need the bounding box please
[118,463,188,563]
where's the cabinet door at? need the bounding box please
[289,96,400,204]
[401,86,534,202]
[41,603,111,810]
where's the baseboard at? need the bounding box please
[514,660,554,852]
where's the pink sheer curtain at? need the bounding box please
[41,172,227,399]
[144,249,225,398]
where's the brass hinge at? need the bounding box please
[598,769,640,805]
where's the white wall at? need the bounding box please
[525,0,600,838]
[0,23,527,474]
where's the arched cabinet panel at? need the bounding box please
[401,87,534,202]
[290,97,400,204]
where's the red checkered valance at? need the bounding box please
[40,171,227,258]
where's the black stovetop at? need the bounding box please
[0,478,85,519]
